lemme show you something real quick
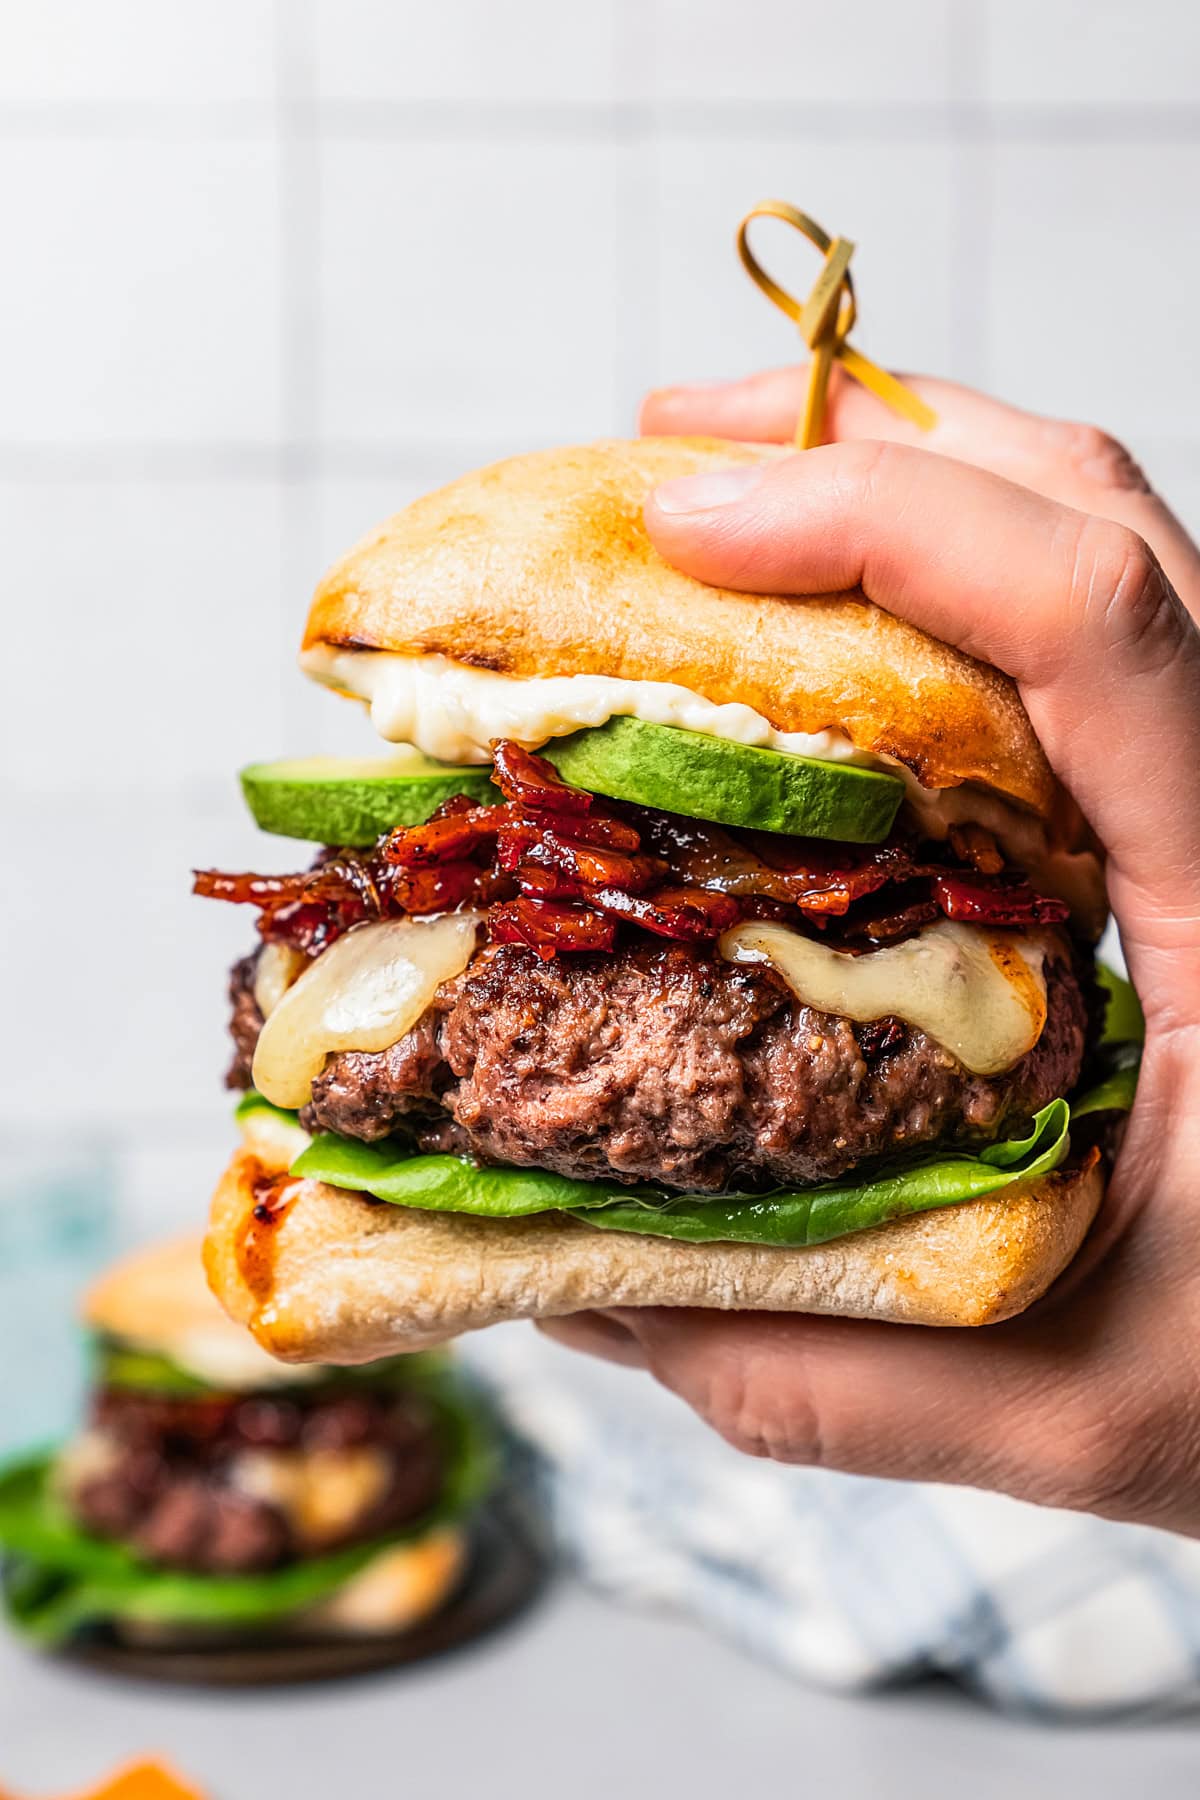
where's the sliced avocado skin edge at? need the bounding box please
[541,716,904,843]
[240,759,498,845]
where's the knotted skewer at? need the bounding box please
[736,200,938,449]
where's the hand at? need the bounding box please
[540,369,1200,1536]
[641,365,1200,617]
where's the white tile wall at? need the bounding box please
[311,0,623,104]
[980,0,1200,105]
[0,794,266,1138]
[3,0,1198,1239]
[317,139,630,449]
[0,0,278,104]
[985,141,1200,445]
[0,139,283,446]
[1,481,286,792]
[643,0,957,105]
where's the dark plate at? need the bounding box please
[63,1489,550,1688]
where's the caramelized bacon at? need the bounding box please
[196,741,1073,961]
[933,874,1070,927]
[381,805,500,867]
[489,896,615,958]
[840,894,940,946]
[258,900,357,956]
[194,869,327,907]
[640,814,912,915]
[586,885,741,942]
[491,739,593,815]
[194,858,380,914]
[387,859,484,916]
[948,822,1005,876]
[513,832,667,895]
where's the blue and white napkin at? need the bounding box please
[464,1324,1200,1717]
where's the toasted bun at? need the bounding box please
[303,437,1058,817]
[85,1235,321,1390]
[205,1146,1102,1359]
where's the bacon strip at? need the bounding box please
[491,739,593,815]
[933,874,1070,927]
[489,896,615,958]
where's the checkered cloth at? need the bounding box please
[464,1325,1200,1717]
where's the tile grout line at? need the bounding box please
[0,100,1198,145]
[611,0,658,424]
[5,434,1200,482]
[275,0,325,748]
[946,0,993,385]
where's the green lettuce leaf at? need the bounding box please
[96,1345,217,1398]
[571,1101,1076,1248]
[292,1130,659,1216]
[294,1098,1073,1250]
[94,1332,456,1402]
[0,1368,497,1645]
[1098,964,1144,1047]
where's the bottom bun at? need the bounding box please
[205,1145,1103,1361]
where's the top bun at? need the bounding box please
[85,1236,321,1390]
[304,437,1058,817]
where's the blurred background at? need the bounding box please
[4,0,1200,1240]
[4,3,1200,1789]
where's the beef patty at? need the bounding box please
[229,935,1089,1193]
[67,1381,444,1576]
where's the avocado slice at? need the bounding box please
[541,717,904,842]
[240,754,499,845]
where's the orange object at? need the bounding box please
[0,1759,206,1800]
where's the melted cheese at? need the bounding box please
[253,942,307,1019]
[232,1446,391,1547]
[252,913,480,1111]
[56,1429,123,1503]
[720,918,1049,1076]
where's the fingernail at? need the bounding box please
[647,380,731,409]
[652,464,765,515]
[639,382,727,433]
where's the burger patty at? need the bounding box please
[67,1384,444,1576]
[229,938,1089,1192]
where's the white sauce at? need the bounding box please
[720,918,1049,1076]
[300,645,874,771]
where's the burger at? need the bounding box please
[198,438,1140,1360]
[0,1237,494,1648]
